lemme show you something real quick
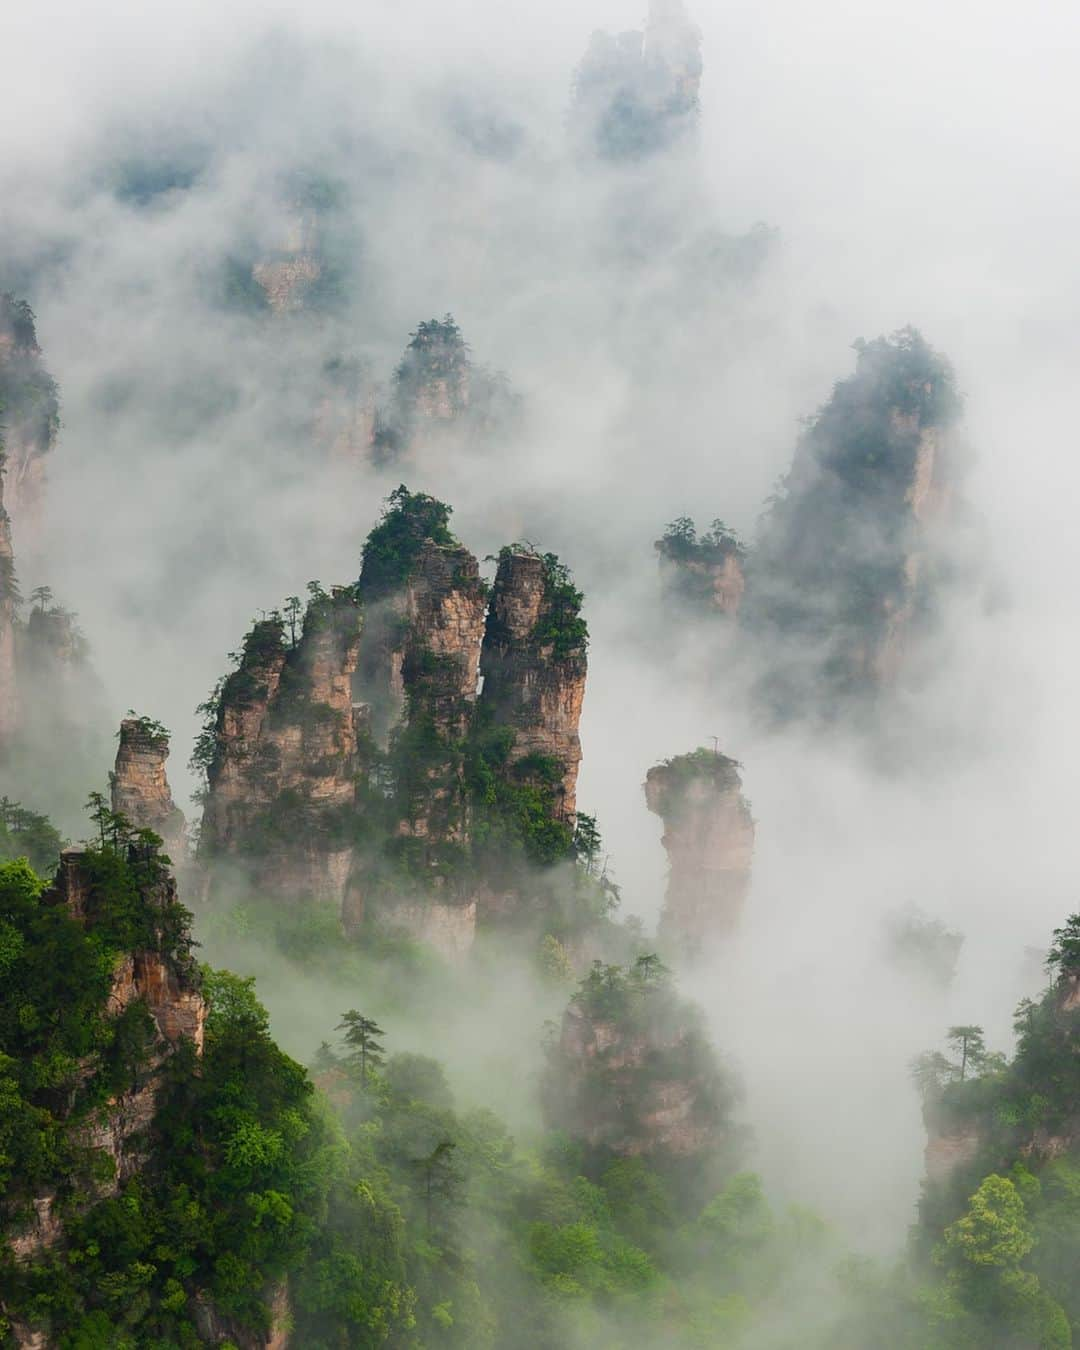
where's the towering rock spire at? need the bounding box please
[372,317,517,464]
[745,327,964,720]
[198,589,364,907]
[543,956,731,1164]
[478,548,587,822]
[196,494,593,956]
[645,748,754,953]
[111,716,187,861]
[655,517,746,616]
[0,293,59,529]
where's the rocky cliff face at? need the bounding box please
[347,530,490,950]
[655,521,746,617]
[745,327,962,721]
[198,496,591,958]
[111,717,187,859]
[0,295,62,751]
[8,846,205,1266]
[190,1282,291,1350]
[544,959,729,1163]
[199,590,364,908]
[478,549,587,822]
[0,294,59,531]
[372,317,517,464]
[645,750,754,953]
[356,536,487,748]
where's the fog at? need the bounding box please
[4,0,1080,1279]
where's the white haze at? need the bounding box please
[4,0,1080,1260]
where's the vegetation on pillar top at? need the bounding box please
[359,485,459,596]
[656,516,746,565]
[495,543,589,659]
[790,326,960,507]
[393,315,471,403]
[651,746,743,791]
[119,711,170,748]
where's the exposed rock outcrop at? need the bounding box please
[198,494,591,956]
[655,519,746,616]
[544,958,729,1163]
[372,316,517,464]
[9,846,205,1264]
[356,535,487,749]
[923,1122,982,1185]
[645,749,754,953]
[0,295,62,749]
[191,1281,291,1349]
[0,294,59,530]
[199,590,364,908]
[346,522,489,953]
[744,327,964,721]
[478,548,587,822]
[111,716,187,859]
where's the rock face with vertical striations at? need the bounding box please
[346,497,489,948]
[645,749,754,953]
[197,492,593,957]
[478,548,587,823]
[744,327,964,722]
[111,717,187,860]
[355,533,487,750]
[198,589,364,907]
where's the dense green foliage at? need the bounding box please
[0,798,64,875]
[870,914,1080,1347]
[651,747,744,797]
[0,816,192,1222]
[532,551,588,659]
[543,957,737,1193]
[655,517,746,612]
[0,867,836,1350]
[359,487,458,596]
[659,517,744,564]
[192,495,599,944]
